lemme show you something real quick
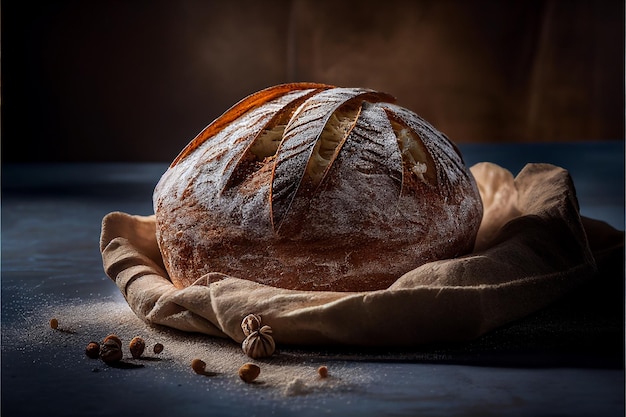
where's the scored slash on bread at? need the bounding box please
[270,88,395,233]
[170,83,333,167]
[169,83,454,234]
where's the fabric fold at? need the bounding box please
[100,163,620,347]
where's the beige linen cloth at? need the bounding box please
[100,162,621,348]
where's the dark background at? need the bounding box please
[2,0,624,162]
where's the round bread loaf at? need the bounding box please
[153,83,483,292]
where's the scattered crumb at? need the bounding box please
[284,378,310,396]
[9,298,371,398]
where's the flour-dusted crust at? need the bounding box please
[153,83,483,291]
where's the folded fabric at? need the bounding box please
[100,162,614,347]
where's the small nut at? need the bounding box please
[85,342,100,359]
[49,318,59,329]
[238,363,260,383]
[241,314,262,337]
[242,325,275,358]
[100,339,123,364]
[129,336,145,359]
[153,343,164,354]
[191,359,206,374]
[103,334,122,348]
[317,365,328,378]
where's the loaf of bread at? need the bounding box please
[153,83,483,292]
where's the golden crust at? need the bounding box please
[154,84,483,292]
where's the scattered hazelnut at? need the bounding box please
[49,318,59,329]
[129,336,145,359]
[85,342,100,359]
[153,343,164,354]
[100,339,123,364]
[238,363,260,383]
[103,334,122,348]
[191,359,207,374]
[317,365,329,378]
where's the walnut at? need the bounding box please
[241,314,262,337]
[99,339,123,364]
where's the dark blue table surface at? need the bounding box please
[2,142,624,417]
